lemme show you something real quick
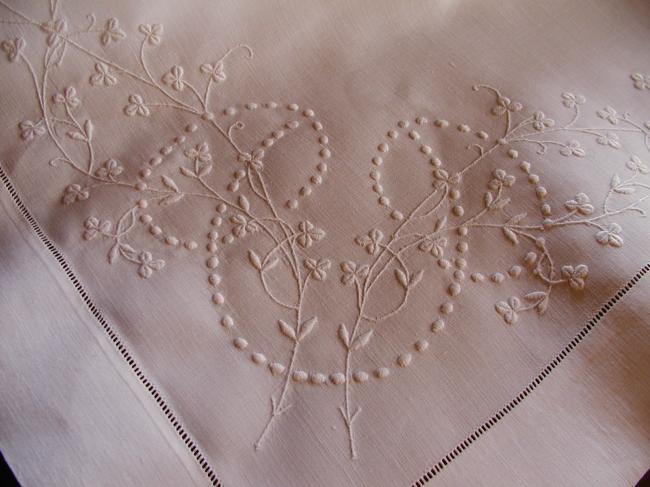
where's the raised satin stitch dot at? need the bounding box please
[440,302,454,314]
[408,130,420,140]
[434,119,449,128]
[286,120,299,129]
[471,272,485,282]
[303,109,315,117]
[310,372,327,385]
[251,352,266,365]
[420,145,432,155]
[378,143,389,152]
[491,272,505,283]
[212,293,224,305]
[292,370,308,382]
[184,240,198,250]
[414,339,429,352]
[415,116,427,125]
[287,103,299,111]
[353,371,369,383]
[269,362,285,375]
[221,315,234,328]
[509,265,523,278]
[387,130,398,139]
[431,318,445,332]
[397,120,409,128]
[330,372,346,385]
[457,124,470,133]
[206,256,219,269]
[233,337,248,350]
[209,273,222,286]
[448,282,461,296]
[372,156,383,166]
[397,353,412,368]
[374,367,390,379]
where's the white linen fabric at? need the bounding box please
[0,1,648,486]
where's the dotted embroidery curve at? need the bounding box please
[2,0,650,464]
[0,166,222,487]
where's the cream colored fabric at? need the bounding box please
[0,0,649,486]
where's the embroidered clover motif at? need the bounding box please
[2,0,649,464]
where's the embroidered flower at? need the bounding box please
[597,106,618,125]
[631,72,650,91]
[95,159,123,179]
[237,149,265,171]
[355,228,383,255]
[492,96,522,116]
[564,193,594,215]
[100,18,126,45]
[296,221,325,248]
[138,24,163,45]
[137,251,165,278]
[626,155,649,174]
[561,264,588,290]
[62,184,89,205]
[488,168,515,189]
[200,61,226,82]
[40,18,67,46]
[304,258,331,281]
[230,214,259,237]
[53,86,80,108]
[595,223,623,248]
[560,140,585,157]
[162,65,185,91]
[596,132,620,149]
[340,261,369,285]
[185,142,212,164]
[1,37,25,62]
[495,297,521,325]
[561,92,586,108]
[89,62,117,86]
[532,111,554,131]
[18,119,46,141]
[418,236,447,258]
[124,94,150,117]
[83,216,111,240]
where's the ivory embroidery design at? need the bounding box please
[2,0,650,461]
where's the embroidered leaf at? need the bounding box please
[536,295,549,314]
[264,257,279,271]
[248,250,262,270]
[409,269,424,287]
[198,163,213,177]
[395,269,408,288]
[353,330,373,351]
[238,195,250,211]
[507,213,527,225]
[66,130,86,141]
[119,243,137,260]
[278,319,296,340]
[483,191,493,208]
[180,166,196,178]
[492,197,511,210]
[524,291,547,301]
[502,227,518,244]
[162,175,179,192]
[610,173,621,188]
[298,317,317,341]
[434,216,447,232]
[613,185,635,195]
[108,242,120,264]
[160,193,184,206]
[84,119,93,140]
[338,323,350,348]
